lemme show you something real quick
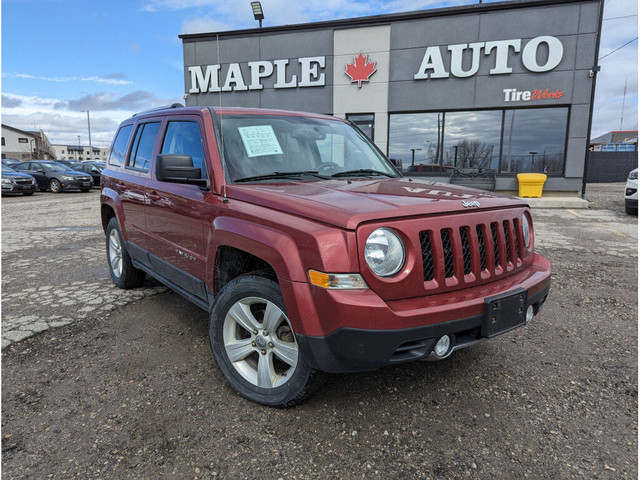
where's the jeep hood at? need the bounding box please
[226,178,527,230]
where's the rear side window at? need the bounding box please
[128,123,160,171]
[161,121,206,178]
[109,125,133,167]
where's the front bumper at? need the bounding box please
[292,253,551,373]
[2,182,37,193]
[61,179,93,191]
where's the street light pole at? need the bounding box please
[410,148,422,167]
[528,151,538,172]
[83,110,93,161]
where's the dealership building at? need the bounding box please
[180,0,603,196]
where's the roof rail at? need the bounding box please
[132,103,184,117]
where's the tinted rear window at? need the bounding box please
[109,125,133,167]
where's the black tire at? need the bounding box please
[625,203,637,215]
[49,178,62,193]
[209,275,323,407]
[105,218,145,289]
[23,192,35,196]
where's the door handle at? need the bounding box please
[147,191,162,202]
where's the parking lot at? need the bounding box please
[2,186,637,479]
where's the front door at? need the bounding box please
[144,117,208,293]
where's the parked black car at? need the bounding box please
[13,161,93,193]
[57,159,85,171]
[1,164,38,196]
[2,158,22,168]
[70,162,104,187]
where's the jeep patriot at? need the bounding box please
[100,105,551,406]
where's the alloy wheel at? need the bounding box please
[223,297,298,389]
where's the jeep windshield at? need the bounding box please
[215,113,399,183]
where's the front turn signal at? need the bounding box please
[309,270,368,290]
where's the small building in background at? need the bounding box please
[51,144,109,162]
[1,124,56,161]
[590,130,637,152]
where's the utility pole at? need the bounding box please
[410,148,422,166]
[620,77,627,131]
[83,110,93,161]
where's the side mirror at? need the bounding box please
[37,169,46,174]
[156,154,208,188]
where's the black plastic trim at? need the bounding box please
[296,283,550,373]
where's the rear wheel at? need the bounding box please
[105,218,145,289]
[210,275,322,407]
[49,179,62,193]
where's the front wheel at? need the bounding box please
[105,218,145,289]
[49,179,62,193]
[209,275,322,407]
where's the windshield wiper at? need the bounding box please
[235,171,329,183]
[330,169,396,178]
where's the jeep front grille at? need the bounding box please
[420,216,524,288]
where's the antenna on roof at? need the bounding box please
[217,34,228,202]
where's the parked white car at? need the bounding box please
[624,168,637,215]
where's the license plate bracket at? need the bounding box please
[482,288,528,338]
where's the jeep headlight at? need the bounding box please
[364,228,405,277]
[522,212,533,250]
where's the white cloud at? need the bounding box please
[2,72,133,86]
[1,92,182,147]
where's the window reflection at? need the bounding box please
[388,107,568,175]
[501,108,567,174]
[443,111,501,170]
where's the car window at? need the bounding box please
[109,124,133,167]
[129,123,160,171]
[161,121,206,178]
[13,162,29,171]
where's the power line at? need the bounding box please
[599,37,638,61]
[603,14,637,21]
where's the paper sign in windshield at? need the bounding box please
[238,125,283,158]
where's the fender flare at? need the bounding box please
[100,188,127,241]
[207,216,307,286]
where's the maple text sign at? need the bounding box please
[414,36,563,80]
[188,56,325,93]
[345,52,377,87]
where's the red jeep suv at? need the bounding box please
[100,105,551,407]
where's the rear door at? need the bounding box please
[119,121,161,248]
[144,115,208,292]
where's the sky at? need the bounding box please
[1,0,638,148]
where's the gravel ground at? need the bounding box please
[585,182,627,213]
[2,185,637,479]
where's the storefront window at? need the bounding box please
[389,107,568,175]
[388,113,443,173]
[501,108,568,174]
[346,113,375,141]
[443,111,502,170]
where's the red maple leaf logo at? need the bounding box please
[345,52,377,88]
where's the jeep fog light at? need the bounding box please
[434,335,451,358]
[364,228,405,277]
[525,305,534,323]
[309,270,368,290]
